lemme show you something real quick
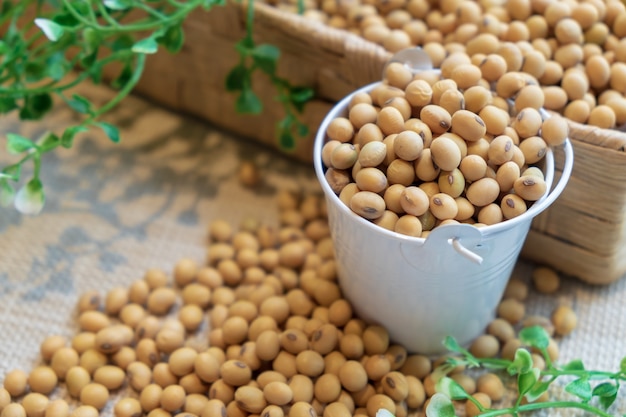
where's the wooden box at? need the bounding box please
[128,2,626,285]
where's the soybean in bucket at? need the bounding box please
[313,50,574,355]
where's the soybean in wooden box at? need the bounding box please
[126,1,626,285]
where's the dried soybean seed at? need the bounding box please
[234,386,266,414]
[477,204,503,225]
[513,175,547,201]
[330,143,359,170]
[2,404,26,417]
[366,394,396,417]
[27,366,57,395]
[350,191,386,220]
[438,169,465,198]
[438,88,465,116]
[22,393,49,417]
[469,335,500,359]
[429,193,458,220]
[479,106,510,136]
[501,194,527,219]
[40,336,68,363]
[160,385,186,413]
[93,365,125,391]
[466,392,492,417]
[43,400,68,417]
[498,299,526,324]
[420,105,452,134]
[552,305,577,336]
[399,186,429,216]
[358,141,387,168]
[326,117,355,143]
[487,318,516,343]
[430,136,461,171]
[377,106,405,136]
[451,110,486,143]
[386,159,415,186]
[355,167,388,194]
[466,178,500,207]
[79,383,109,410]
[314,373,342,403]
[393,131,424,161]
[114,398,142,417]
[459,155,487,182]
[532,266,561,294]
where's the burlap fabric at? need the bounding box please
[1,82,625,415]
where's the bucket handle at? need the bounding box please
[440,138,574,265]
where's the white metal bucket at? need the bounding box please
[313,82,574,355]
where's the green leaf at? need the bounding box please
[132,37,159,54]
[37,133,60,149]
[20,93,53,120]
[1,1,13,17]
[296,122,309,138]
[96,122,120,143]
[83,27,101,54]
[593,383,618,409]
[620,356,626,373]
[290,86,314,113]
[519,325,550,350]
[517,368,540,397]
[562,359,585,371]
[290,86,314,103]
[61,125,88,149]
[52,12,80,28]
[436,377,470,401]
[507,348,533,376]
[0,97,18,114]
[157,24,185,53]
[14,178,45,215]
[24,61,46,82]
[111,64,134,90]
[565,378,592,402]
[2,165,21,181]
[103,0,133,10]
[225,65,249,91]
[0,180,15,208]
[252,43,280,74]
[80,50,99,69]
[425,393,457,417]
[442,336,464,353]
[235,37,254,54]
[525,380,550,403]
[67,94,93,115]
[279,129,295,150]
[0,40,8,54]
[592,382,618,397]
[46,52,69,81]
[6,133,36,154]
[34,18,65,41]
[236,89,263,114]
[112,34,135,52]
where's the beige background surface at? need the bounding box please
[1,84,625,415]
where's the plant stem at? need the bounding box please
[478,401,616,417]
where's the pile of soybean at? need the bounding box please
[322,62,568,235]
[0,191,577,417]
[271,0,626,129]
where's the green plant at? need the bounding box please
[0,0,313,214]
[379,326,626,417]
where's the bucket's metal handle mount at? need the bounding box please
[400,224,485,272]
[383,48,434,78]
[449,237,483,264]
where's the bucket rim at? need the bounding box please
[313,81,574,242]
